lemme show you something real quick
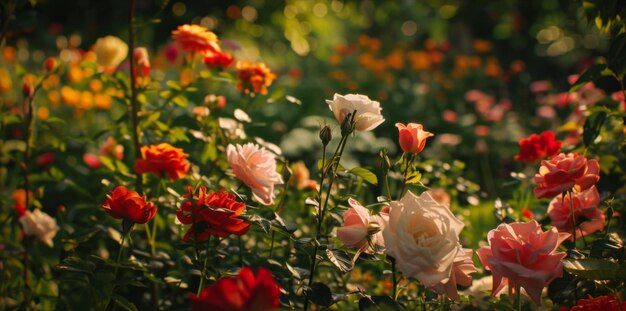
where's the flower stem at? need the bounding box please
[568,191,577,247]
[515,284,521,311]
[390,256,398,300]
[398,153,415,199]
[128,0,142,195]
[197,236,211,296]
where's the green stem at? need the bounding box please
[390,257,397,300]
[128,0,142,195]
[197,236,211,296]
[515,284,521,311]
[398,153,415,199]
[568,191,577,248]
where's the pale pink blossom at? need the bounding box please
[476,220,569,305]
[383,191,464,287]
[430,248,477,301]
[326,93,385,131]
[227,143,283,206]
[19,209,59,247]
[548,186,604,240]
[336,198,388,252]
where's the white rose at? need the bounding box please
[326,93,385,131]
[383,191,464,287]
[93,36,129,69]
[19,209,59,247]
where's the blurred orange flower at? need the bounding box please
[135,143,190,180]
[235,61,276,95]
[172,24,220,54]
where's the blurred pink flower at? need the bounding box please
[476,220,569,305]
[548,186,604,240]
[19,209,59,247]
[227,143,283,206]
[533,153,600,199]
[530,80,552,93]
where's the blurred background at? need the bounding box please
[4,0,618,198]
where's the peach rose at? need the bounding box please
[533,153,600,199]
[382,191,464,287]
[227,143,283,206]
[19,209,59,247]
[171,24,220,54]
[326,94,385,131]
[547,186,604,240]
[395,122,433,154]
[430,248,477,301]
[336,198,388,252]
[476,220,569,305]
[93,36,128,69]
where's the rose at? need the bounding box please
[190,267,281,311]
[395,122,433,154]
[547,186,604,239]
[383,191,464,287]
[101,186,157,224]
[476,220,569,305]
[133,47,151,76]
[19,209,59,247]
[93,36,128,69]
[533,153,600,199]
[176,187,249,240]
[171,24,220,54]
[514,131,562,164]
[430,248,477,301]
[203,50,234,68]
[326,94,385,131]
[135,143,190,180]
[336,198,388,252]
[227,143,284,206]
[569,294,626,311]
[235,61,276,95]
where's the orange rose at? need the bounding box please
[134,143,190,180]
[171,24,220,54]
[235,61,276,95]
[101,186,157,224]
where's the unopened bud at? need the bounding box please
[319,125,332,146]
[377,149,391,171]
[340,111,355,136]
[22,80,34,97]
[44,58,57,73]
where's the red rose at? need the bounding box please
[569,294,626,311]
[203,50,234,68]
[533,153,600,199]
[36,152,55,167]
[514,131,562,164]
[176,187,249,241]
[134,143,190,180]
[101,186,157,224]
[190,267,281,311]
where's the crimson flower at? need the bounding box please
[190,267,281,311]
[514,131,562,164]
[101,186,157,224]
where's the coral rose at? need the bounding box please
[326,93,385,132]
[93,36,128,69]
[190,267,281,311]
[383,191,464,287]
[235,61,276,95]
[430,248,477,301]
[336,198,388,252]
[514,131,562,164]
[171,24,220,54]
[395,122,434,154]
[135,143,190,180]
[101,186,157,224]
[533,153,600,199]
[227,143,283,206]
[176,187,249,240]
[19,209,59,247]
[547,186,604,240]
[476,220,569,305]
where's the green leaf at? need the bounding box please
[359,295,403,311]
[404,171,422,185]
[166,80,181,91]
[582,111,607,147]
[326,249,353,273]
[309,282,333,307]
[172,95,188,108]
[111,294,138,311]
[562,258,626,280]
[349,167,378,185]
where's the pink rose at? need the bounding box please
[476,220,570,305]
[548,186,604,240]
[383,191,464,287]
[533,153,600,199]
[395,123,434,154]
[430,248,477,301]
[227,143,284,206]
[336,198,388,252]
